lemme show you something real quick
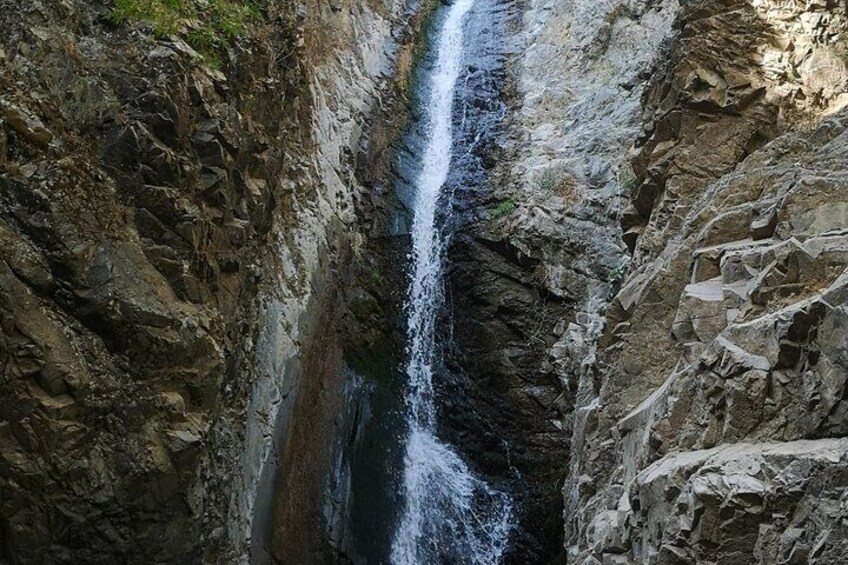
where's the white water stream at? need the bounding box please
[390,0,514,562]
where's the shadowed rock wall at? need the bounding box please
[0,0,423,562]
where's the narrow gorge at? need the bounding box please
[1,0,847,564]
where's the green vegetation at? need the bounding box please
[607,258,630,297]
[536,165,565,193]
[111,0,261,65]
[356,256,387,287]
[617,165,637,195]
[491,197,517,218]
[536,164,581,206]
[365,265,385,286]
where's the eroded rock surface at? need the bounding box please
[566,1,848,563]
[0,0,418,562]
[442,0,678,559]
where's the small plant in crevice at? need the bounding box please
[536,164,565,192]
[617,165,637,196]
[365,265,385,286]
[490,197,517,219]
[535,164,581,207]
[607,258,630,298]
[356,255,387,287]
[607,164,638,221]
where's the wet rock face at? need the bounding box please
[446,228,573,561]
[436,0,571,560]
[442,0,679,560]
[567,0,848,562]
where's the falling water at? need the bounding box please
[391,0,514,562]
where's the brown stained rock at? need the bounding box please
[0,0,315,561]
[1,102,53,147]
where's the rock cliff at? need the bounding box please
[0,0,421,562]
[561,0,848,562]
[1,0,847,563]
[445,0,848,561]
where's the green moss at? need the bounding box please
[365,266,385,286]
[491,197,517,218]
[110,0,261,65]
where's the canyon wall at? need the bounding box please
[0,0,419,562]
[451,0,848,561]
[1,0,847,563]
[445,0,678,558]
[560,0,848,562]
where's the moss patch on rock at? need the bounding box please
[110,0,261,65]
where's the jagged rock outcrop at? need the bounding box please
[0,2,294,561]
[566,0,848,562]
[629,439,848,563]
[442,0,678,559]
[0,0,420,563]
[582,114,848,562]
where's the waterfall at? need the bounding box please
[390,0,514,562]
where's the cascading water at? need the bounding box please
[391,0,514,562]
